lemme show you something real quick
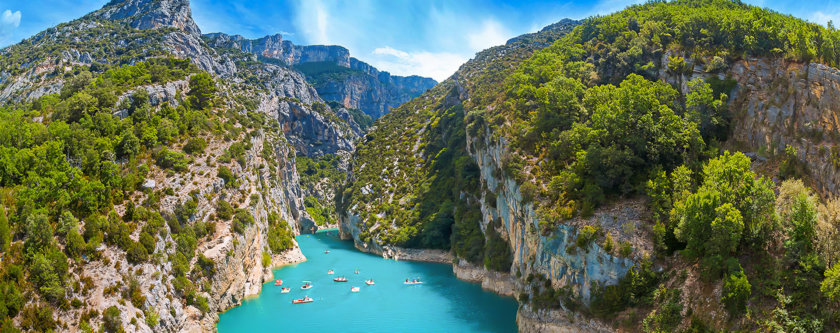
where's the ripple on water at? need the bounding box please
[217,229,518,332]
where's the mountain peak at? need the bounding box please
[95,0,200,35]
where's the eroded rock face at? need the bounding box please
[726,59,840,195]
[469,136,641,302]
[96,0,201,35]
[203,32,437,119]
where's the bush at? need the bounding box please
[103,306,122,333]
[127,241,148,264]
[722,265,751,316]
[183,137,207,155]
[232,209,254,234]
[216,200,233,220]
[156,148,188,171]
[217,166,235,188]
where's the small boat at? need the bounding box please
[404,278,423,285]
[300,281,313,290]
[365,280,375,285]
[351,286,360,292]
[327,270,334,275]
[354,269,359,274]
[280,287,290,293]
[274,279,283,286]
[324,250,330,254]
[292,296,313,304]
[333,276,348,282]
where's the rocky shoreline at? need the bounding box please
[349,242,613,333]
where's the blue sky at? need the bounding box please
[2,0,840,81]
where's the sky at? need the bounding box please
[2,0,840,81]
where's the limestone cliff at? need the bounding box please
[203,32,437,119]
[0,0,359,331]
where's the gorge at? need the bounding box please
[0,0,839,332]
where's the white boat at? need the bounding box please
[365,280,375,285]
[327,270,334,275]
[333,276,348,282]
[324,250,330,254]
[404,279,423,285]
[292,296,313,304]
[280,287,290,293]
[300,281,313,290]
[351,287,360,292]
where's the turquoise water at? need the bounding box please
[217,229,519,332]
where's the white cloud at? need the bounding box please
[811,10,840,26]
[466,19,511,51]
[294,0,331,44]
[370,46,467,82]
[0,9,21,41]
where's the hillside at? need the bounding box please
[340,0,840,331]
[0,0,368,331]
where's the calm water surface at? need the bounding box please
[217,229,518,332]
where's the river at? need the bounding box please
[217,229,518,332]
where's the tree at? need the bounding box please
[722,266,751,315]
[0,206,9,253]
[103,306,122,333]
[117,131,140,158]
[822,264,840,304]
[216,200,233,220]
[217,166,235,188]
[709,203,744,258]
[25,212,53,253]
[187,72,216,110]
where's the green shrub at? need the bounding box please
[216,200,234,221]
[156,148,189,171]
[183,137,208,155]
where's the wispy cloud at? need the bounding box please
[371,46,467,82]
[811,10,840,26]
[467,19,511,51]
[0,9,22,42]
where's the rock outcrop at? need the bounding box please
[203,32,437,119]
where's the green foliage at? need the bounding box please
[483,224,512,272]
[267,212,294,253]
[232,209,254,234]
[216,200,234,220]
[156,148,189,171]
[187,72,217,110]
[217,166,236,188]
[591,259,659,317]
[642,287,683,332]
[183,137,207,155]
[103,305,122,333]
[303,196,335,226]
[722,265,751,316]
[779,145,803,180]
[674,152,776,271]
[822,264,840,303]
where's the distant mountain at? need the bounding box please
[203,32,437,119]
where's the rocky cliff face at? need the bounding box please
[96,0,201,35]
[468,137,646,301]
[0,0,365,331]
[726,59,840,195]
[203,32,437,119]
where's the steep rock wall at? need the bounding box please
[468,135,640,302]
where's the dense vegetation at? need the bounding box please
[0,55,297,330]
[343,0,840,330]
